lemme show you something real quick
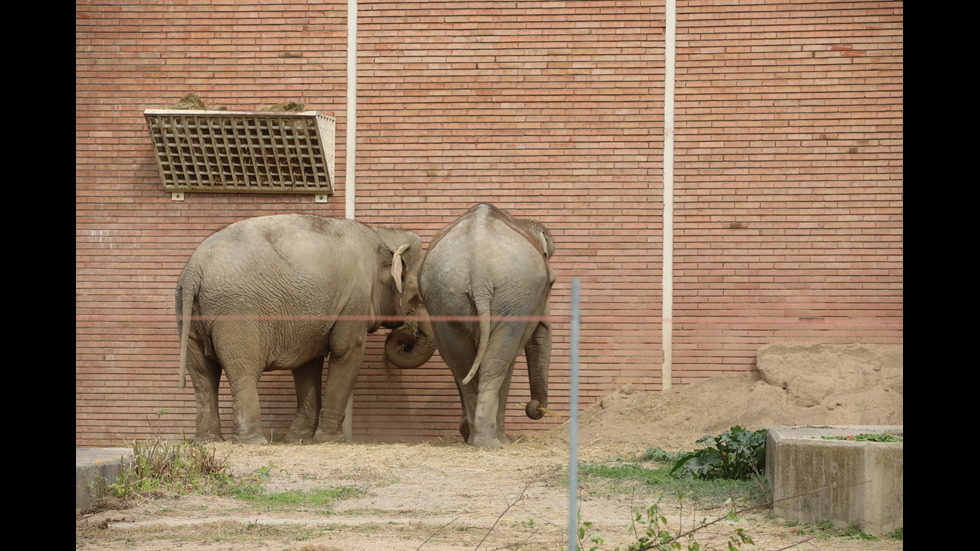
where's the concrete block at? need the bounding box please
[76,448,135,510]
[765,425,903,536]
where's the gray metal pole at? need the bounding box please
[567,278,580,550]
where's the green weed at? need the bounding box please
[670,426,767,481]
[781,519,903,542]
[577,498,755,551]
[571,427,774,550]
[101,439,241,500]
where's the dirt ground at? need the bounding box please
[76,344,903,550]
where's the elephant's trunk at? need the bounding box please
[524,315,552,420]
[383,319,437,370]
[525,399,546,420]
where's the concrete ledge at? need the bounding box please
[76,448,135,510]
[765,425,903,535]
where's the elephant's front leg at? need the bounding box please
[314,323,367,443]
[286,357,324,443]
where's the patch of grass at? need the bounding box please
[88,438,374,524]
[577,460,763,508]
[127,520,332,545]
[819,433,903,442]
[232,486,367,510]
[576,433,768,509]
[100,439,245,502]
[95,439,363,510]
[782,519,902,542]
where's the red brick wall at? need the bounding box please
[76,1,902,447]
[671,1,904,383]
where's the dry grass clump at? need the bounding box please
[259,100,306,111]
[171,92,225,110]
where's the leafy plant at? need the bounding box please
[641,446,688,465]
[577,509,605,551]
[670,426,767,481]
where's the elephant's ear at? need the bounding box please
[391,243,410,293]
[537,231,550,259]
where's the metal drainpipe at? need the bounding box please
[343,0,358,440]
[346,0,358,222]
[662,0,676,391]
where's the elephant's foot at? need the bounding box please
[469,434,503,450]
[194,431,224,443]
[285,422,317,444]
[313,429,347,444]
[284,431,316,444]
[233,432,269,445]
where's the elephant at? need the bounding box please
[175,214,436,445]
[389,203,556,449]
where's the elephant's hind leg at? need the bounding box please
[286,357,324,443]
[495,359,516,444]
[213,324,269,445]
[226,369,268,445]
[186,340,224,443]
[470,358,512,449]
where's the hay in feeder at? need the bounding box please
[260,101,306,112]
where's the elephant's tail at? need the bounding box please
[175,271,200,389]
[461,291,492,387]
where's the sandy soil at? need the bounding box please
[75,344,903,550]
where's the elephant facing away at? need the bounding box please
[175,214,436,445]
[403,203,556,449]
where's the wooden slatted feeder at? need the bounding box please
[144,109,336,202]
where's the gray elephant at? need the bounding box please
[388,203,555,449]
[175,214,436,445]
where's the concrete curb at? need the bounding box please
[765,425,903,535]
[76,448,135,511]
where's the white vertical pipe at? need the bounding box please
[567,279,581,551]
[345,0,358,222]
[661,0,676,391]
[343,0,358,440]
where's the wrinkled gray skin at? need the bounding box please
[175,214,434,445]
[412,203,556,449]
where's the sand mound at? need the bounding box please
[532,343,903,454]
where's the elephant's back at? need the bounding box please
[191,215,367,265]
[185,215,371,312]
[198,215,362,249]
[420,208,549,317]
